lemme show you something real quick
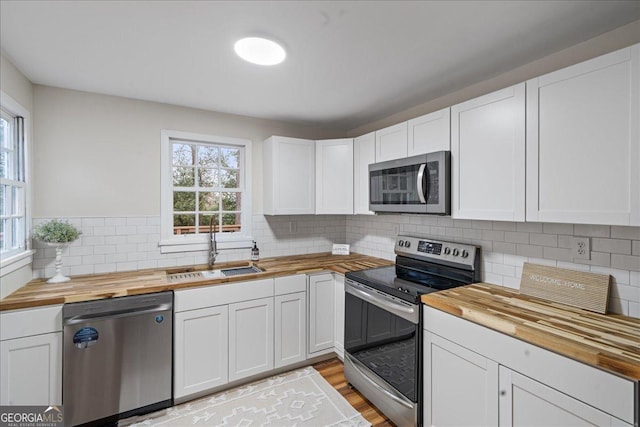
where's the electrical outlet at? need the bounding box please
[572,236,590,260]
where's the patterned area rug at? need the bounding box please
[120,366,371,426]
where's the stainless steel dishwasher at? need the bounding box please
[63,291,173,426]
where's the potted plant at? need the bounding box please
[33,219,82,283]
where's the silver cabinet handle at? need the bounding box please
[64,304,172,325]
[417,163,427,204]
[346,283,414,315]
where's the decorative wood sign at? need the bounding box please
[520,263,611,314]
[331,244,350,255]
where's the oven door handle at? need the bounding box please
[346,354,414,410]
[345,281,418,324]
[417,163,427,204]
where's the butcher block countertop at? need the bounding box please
[422,283,640,381]
[0,252,392,311]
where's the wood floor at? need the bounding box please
[314,357,395,427]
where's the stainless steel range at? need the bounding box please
[344,235,480,426]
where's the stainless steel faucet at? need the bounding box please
[209,216,218,267]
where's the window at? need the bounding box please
[160,130,252,252]
[0,91,32,276]
[1,109,26,257]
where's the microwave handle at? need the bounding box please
[417,163,427,204]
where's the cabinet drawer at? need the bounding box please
[424,306,637,424]
[274,274,306,295]
[175,278,274,312]
[0,305,63,340]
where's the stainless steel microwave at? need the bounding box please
[369,151,450,214]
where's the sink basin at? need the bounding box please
[166,265,262,282]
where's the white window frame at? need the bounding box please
[0,91,34,277]
[159,130,252,253]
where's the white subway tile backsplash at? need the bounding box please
[505,232,529,244]
[347,216,640,318]
[542,223,574,235]
[611,254,640,271]
[516,223,543,233]
[574,224,610,238]
[516,244,543,258]
[611,226,640,240]
[592,238,631,255]
[30,214,640,319]
[529,233,558,247]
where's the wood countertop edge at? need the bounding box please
[422,283,640,382]
[0,253,393,311]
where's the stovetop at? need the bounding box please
[345,265,463,303]
[345,236,480,303]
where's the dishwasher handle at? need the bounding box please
[64,303,172,325]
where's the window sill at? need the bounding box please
[158,236,254,254]
[0,250,35,277]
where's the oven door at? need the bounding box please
[344,279,420,425]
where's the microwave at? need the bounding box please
[369,151,450,214]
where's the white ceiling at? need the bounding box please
[1,1,639,130]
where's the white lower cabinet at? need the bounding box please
[174,275,311,400]
[229,297,274,381]
[274,292,306,368]
[0,332,62,405]
[499,366,629,426]
[307,273,336,356]
[174,306,228,399]
[423,306,637,427]
[423,331,498,426]
[0,305,62,406]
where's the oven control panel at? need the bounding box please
[395,235,477,267]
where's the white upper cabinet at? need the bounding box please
[451,83,526,221]
[316,138,354,214]
[526,44,640,226]
[407,107,451,155]
[263,136,315,215]
[353,132,376,215]
[375,122,408,162]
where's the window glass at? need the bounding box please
[170,139,245,236]
[0,110,26,256]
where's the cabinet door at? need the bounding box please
[499,366,631,426]
[407,107,451,155]
[353,132,376,215]
[375,122,408,162]
[229,297,274,381]
[307,274,335,356]
[451,83,526,221]
[174,305,228,399]
[316,138,354,214]
[334,275,345,359]
[274,292,306,368]
[0,332,62,405]
[526,44,640,225]
[263,136,315,215]
[423,331,498,426]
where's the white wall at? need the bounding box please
[32,86,343,218]
[0,53,34,298]
[348,19,640,136]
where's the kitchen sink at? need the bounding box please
[166,265,262,282]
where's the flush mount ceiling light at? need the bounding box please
[234,37,286,66]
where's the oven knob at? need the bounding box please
[461,249,469,258]
[398,240,405,247]
[452,248,460,257]
[405,241,411,248]
[444,247,451,255]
